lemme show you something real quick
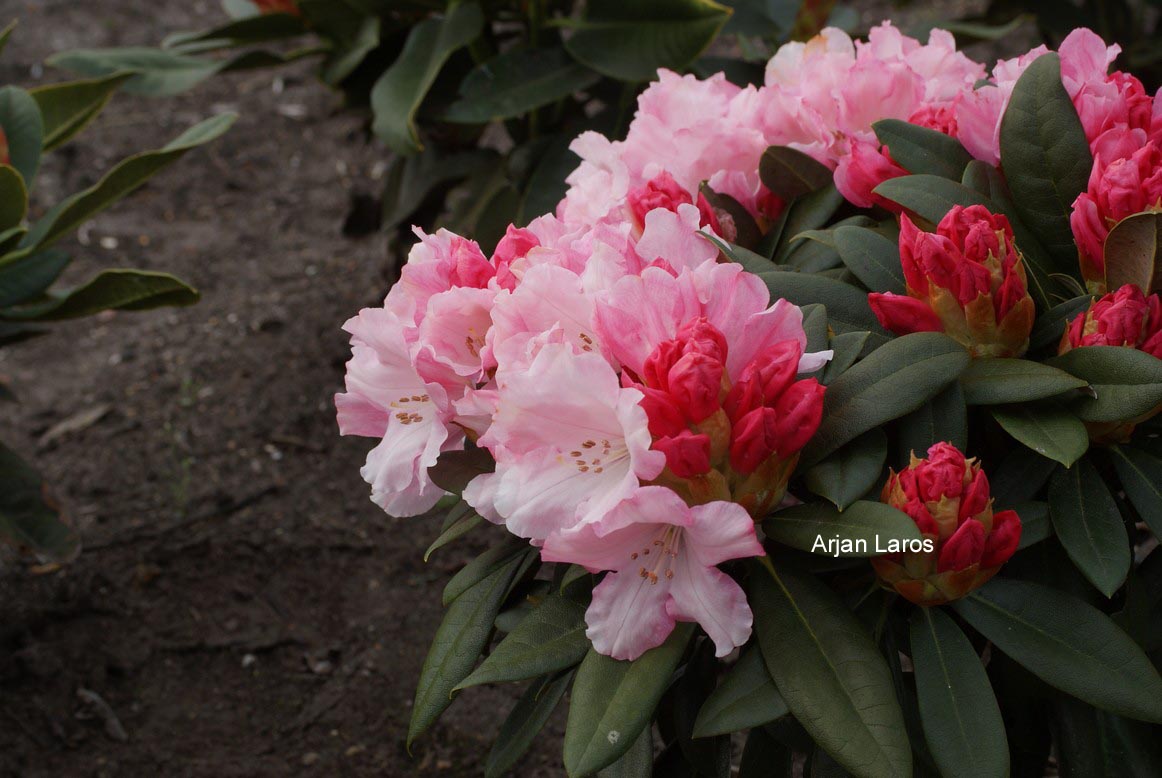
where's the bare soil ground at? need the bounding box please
[0,1,559,775]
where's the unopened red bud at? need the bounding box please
[628,171,693,228]
[636,385,686,438]
[770,378,825,457]
[937,519,985,572]
[981,509,1021,567]
[668,352,723,423]
[675,317,729,364]
[729,407,779,475]
[654,431,712,478]
[958,469,990,521]
[868,292,944,335]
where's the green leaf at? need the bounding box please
[700,184,762,250]
[381,147,498,230]
[739,725,793,778]
[805,429,887,510]
[1049,458,1130,598]
[759,145,834,201]
[0,269,198,321]
[18,113,236,253]
[564,623,693,777]
[442,538,528,607]
[457,595,590,689]
[873,174,990,224]
[896,381,967,463]
[1110,444,1162,538]
[953,577,1162,723]
[29,73,134,151]
[484,672,573,778]
[1104,212,1162,294]
[832,225,906,294]
[162,11,307,50]
[370,3,484,154]
[771,185,845,262]
[999,52,1092,274]
[0,441,81,562]
[873,119,973,181]
[754,271,888,343]
[693,646,788,738]
[562,0,732,82]
[801,303,828,356]
[1029,294,1092,351]
[1014,500,1052,549]
[752,560,911,778]
[803,332,970,465]
[0,86,44,184]
[1054,696,1162,778]
[408,548,529,746]
[764,500,920,557]
[425,445,494,495]
[1049,346,1162,423]
[909,607,1008,778]
[517,135,578,225]
[443,47,599,124]
[991,402,1088,467]
[959,358,1087,405]
[820,330,869,385]
[48,47,313,97]
[0,249,71,308]
[595,726,653,778]
[0,165,28,234]
[422,509,481,562]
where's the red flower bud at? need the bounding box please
[668,352,724,423]
[880,207,1035,357]
[729,407,779,476]
[254,0,300,14]
[770,378,825,457]
[654,431,712,478]
[1071,141,1162,292]
[675,317,729,364]
[636,384,687,438]
[0,127,8,166]
[873,442,1021,605]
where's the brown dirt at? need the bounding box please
[0,2,561,775]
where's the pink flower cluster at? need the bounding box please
[338,211,830,660]
[337,22,1161,661]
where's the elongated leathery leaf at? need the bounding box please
[910,607,1008,778]
[954,578,1162,723]
[752,559,911,778]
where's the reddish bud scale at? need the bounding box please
[872,442,1021,605]
[254,0,300,14]
[1059,284,1162,442]
[0,127,8,166]
[869,205,1036,357]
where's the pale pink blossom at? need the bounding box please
[541,486,764,660]
[466,342,665,542]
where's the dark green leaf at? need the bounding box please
[444,47,599,124]
[369,2,484,153]
[771,185,845,262]
[457,595,589,688]
[1013,500,1051,549]
[562,0,732,82]
[739,725,793,778]
[754,271,888,343]
[423,509,482,562]
[0,86,44,184]
[1104,212,1162,294]
[752,560,911,778]
[764,500,919,556]
[0,441,80,562]
[1054,695,1162,778]
[953,577,1162,723]
[442,537,528,606]
[517,135,578,225]
[910,607,1008,778]
[1110,444,1162,538]
[1049,346,1162,423]
[700,184,762,250]
[408,548,530,745]
[595,726,652,778]
[484,672,573,778]
[803,332,970,465]
[820,331,869,385]
[896,381,967,463]
[30,73,134,151]
[692,647,788,738]
[381,147,498,230]
[832,225,906,294]
[564,623,693,777]
[805,429,887,510]
[0,249,71,308]
[760,145,834,201]
[0,269,198,321]
[959,358,1087,405]
[991,402,1088,467]
[161,11,308,50]
[0,165,28,233]
[1029,294,1092,351]
[873,118,973,181]
[426,445,494,495]
[873,174,990,224]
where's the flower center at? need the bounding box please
[629,526,682,584]
[566,437,621,474]
[391,394,430,425]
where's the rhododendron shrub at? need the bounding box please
[0,28,234,567]
[332,18,1162,778]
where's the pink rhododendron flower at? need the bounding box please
[466,342,665,542]
[834,139,910,210]
[541,486,763,660]
[1071,141,1162,290]
[335,308,466,516]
